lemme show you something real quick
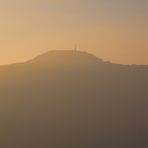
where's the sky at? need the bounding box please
[0,0,147,65]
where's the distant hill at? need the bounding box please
[0,50,147,148]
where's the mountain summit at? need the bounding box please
[27,50,104,68]
[0,50,148,148]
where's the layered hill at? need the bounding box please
[0,50,147,148]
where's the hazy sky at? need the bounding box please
[0,0,147,65]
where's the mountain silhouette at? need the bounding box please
[0,50,147,148]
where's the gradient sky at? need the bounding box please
[0,0,147,65]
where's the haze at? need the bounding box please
[0,0,147,65]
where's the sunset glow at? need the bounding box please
[0,0,147,65]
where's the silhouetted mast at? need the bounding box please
[74,44,77,51]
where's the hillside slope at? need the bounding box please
[0,50,147,148]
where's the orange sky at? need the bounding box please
[0,0,147,65]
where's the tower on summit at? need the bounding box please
[74,44,77,51]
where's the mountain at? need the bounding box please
[0,50,147,148]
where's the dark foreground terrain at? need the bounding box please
[0,50,147,148]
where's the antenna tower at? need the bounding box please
[74,44,77,51]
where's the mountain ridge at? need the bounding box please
[0,50,148,68]
[0,50,147,148]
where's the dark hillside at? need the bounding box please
[0,50,147,148]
